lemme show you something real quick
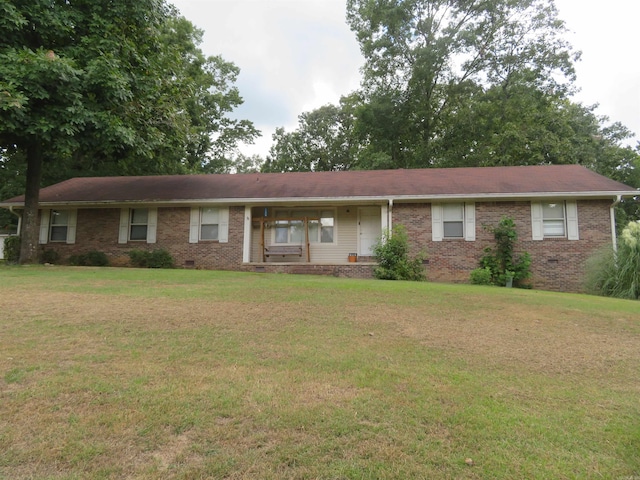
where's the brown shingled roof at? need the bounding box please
[1,165,636,206]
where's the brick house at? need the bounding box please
[1,165,636,292]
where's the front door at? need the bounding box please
[358,207,381,256]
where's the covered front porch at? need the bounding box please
[242,203,388,265]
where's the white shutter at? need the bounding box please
[189,207,200,243]
[218,207,229,243]
[431,204,443,242]
[39,209,51,244]
[118,209,129,244]
[66,209,77,244]
[566,200,579,240]
[146,208,157,244]
[531,202,543,240]
[464,202,475,241]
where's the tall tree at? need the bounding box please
[0,0,257,263]
[346,0,579,168]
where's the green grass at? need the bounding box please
[1,265,639,479]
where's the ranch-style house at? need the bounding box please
[1,164,636,292]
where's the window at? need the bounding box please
[274,209,334,244]
[542,202,565,237]
[39,209,77,244]
[50,210,70,242]
[200,207,219,240]
[119,208,157,244]
[189,207,229,243]
[442,204,464,238]
[432,203,475,241]
[531,201,579,241]
[129,208,148,241]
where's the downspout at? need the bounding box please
[610,195,621,252]
[388,198,393,233]
[9,206,22,236]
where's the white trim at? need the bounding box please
[218,207,229,243]
[10,190,635,210]
[464,202,475,241]
[189,207,199,243]
[431,204,443,242]
[566,200,579,240]
[531,202,544,240]
[118,209,129,244]
[146,208,157,244]
[243,206,251,263]
[381,203,389,234]
[66,209,77,244]
[39,209,50,244]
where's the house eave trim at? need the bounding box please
[0,190,635,209]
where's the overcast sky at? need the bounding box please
[170,0,640,158]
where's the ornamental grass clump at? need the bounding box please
[586,221,640,300]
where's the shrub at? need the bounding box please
[478,216,531,287]
[69,250,109,267]
[586,221,640,299]
[3,236,20,264]
[470,267,493,285]
[373,224,426,281]
[128,249,175,269]
[40,249,60,264]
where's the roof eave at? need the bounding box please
[1,190,636,209]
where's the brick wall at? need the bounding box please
[394,200,612,292]
[40,206,245,271]
[39,199,613,292]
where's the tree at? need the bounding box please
[346,0,579,168]
[263,96,359,172]
[0,0,258,263]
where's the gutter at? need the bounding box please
[610,195,622,252]
[8,206,22,236]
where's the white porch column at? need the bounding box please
[243,206,252,263]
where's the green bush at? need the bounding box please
[40,249,60,264]
[373,224,426,281]
[69,250,109,267]
[478,217,531,287]
[3,236,20,263]
[128,249,175,269]
[470,267,493,285]
[586,221,640,299]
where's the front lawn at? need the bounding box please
[1,266,638,478]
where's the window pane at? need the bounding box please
[308,220,319,243]
[275,226,288,243]
[290,221,304,243]
[201,224,218,240]
[131,209,148,224]
[443,221,464,238]
[443,204,464,221]
[51,210,69,226]
[543,220,565,236]
[542,203,564,220]
[50,226,67,242]
[320,211,334,243]
[130,224,147,240]
[321,226,334,243]
[201,207,219,224]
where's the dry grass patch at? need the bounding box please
[1,266,639,479]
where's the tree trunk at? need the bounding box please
[19,141,44,264]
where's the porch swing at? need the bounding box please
[253,214,318,262]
